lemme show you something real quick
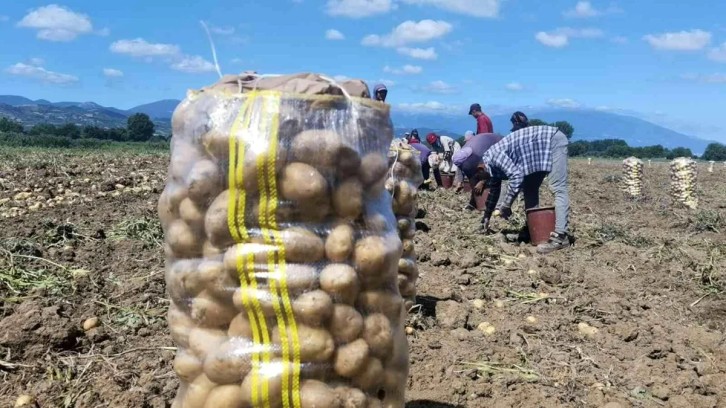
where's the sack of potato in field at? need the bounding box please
[622,157,643,198]
[670,157,698,209]
[158,72,409,408]
[385,141,424,312]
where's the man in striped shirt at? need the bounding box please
[480,125,571,254]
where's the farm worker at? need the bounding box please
[510,111,529,132]
[408,134,441,189]
[452,133,503,209]
[426,132,463,187]
[409,129,420,143]
[480,125,571,254]
[469,103,494,134]
[373,83,388,102]
[464,130,475,142]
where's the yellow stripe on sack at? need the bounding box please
[257,92,300,408]
[227,93,271,408]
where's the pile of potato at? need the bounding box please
[670,157,698,209]
[708,161,715,173]
[385,141,424,312]
[622,157,643,198]
[159,74,409,408]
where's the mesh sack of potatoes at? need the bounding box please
[670,157,698,209]
[622,157,643,198]
[158,72,409,408]
[385,140,424,312]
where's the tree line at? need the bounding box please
[568,139,726,161]
[0,113,164,148]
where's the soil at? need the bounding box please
[1,151,725,408]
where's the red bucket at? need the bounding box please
[440,173,454,189]
[474,188,489,211]
[526,207,556,246]
[462,180,472,193]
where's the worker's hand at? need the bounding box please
[473,180,486,194]
[480,217,491,233]
[453,182,462,192]
[499,207,512,220]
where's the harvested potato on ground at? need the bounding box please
[292,130,342,170]
[329,305,364,344]
[293,290,334,327]
[168,219,202,257]
[228,313,253,339]
[333,179,363,220]
[203,337,253,384]
[359,154,388,187]
[362,314,394,359]
[190,291,237,328]
[320,264,360,305]
[325,224,355,262]
[281,162,329,204]
[301,380,343,408]
[283,228,325,263]
[179,197,205,230]
[187,160,222,206]
[203,384,244,408]
[182,374,216,408]
[356,291,403,322]
[334,339,370,378]
[335,386,367,408]
[173,350,203,383]
[188,327,228,358]
[352,357,384,392]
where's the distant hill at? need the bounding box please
[0,94,718,154]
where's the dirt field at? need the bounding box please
[1,149,724,408]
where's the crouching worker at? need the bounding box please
[452,132,503,209]
[480,125,571,254]
[408,134,441,189]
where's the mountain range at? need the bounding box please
[0,95,718,154]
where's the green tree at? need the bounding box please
[57,123,81,139]
[529,119,548,126]
[127,113,155,142]
[568,140,590,157]
[29,123,58,136]
[552,121,574,139]
[702,142,726,161]
[0,117,24,133]
[666,147,693,160]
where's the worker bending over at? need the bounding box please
[426,132,463,188]
[452,132,503,210]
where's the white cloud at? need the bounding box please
[397,101,448,111]
[110,38,180,58]
[557,27,604,38]
[17,5,93,42]
[547,98,580,108]
[681,73,726,84]
[210,25,235,36]
[397,47,438,60]
[643,29,711,51]
[420,80,457,94]
[5,62,78,84]
[326,0,394,18]
[384,64,423,75]
[563,1,622,18]
[505,82,524,91]
[103,68,124,78]
[399,0,500,18]
[362,20,452,47]
[708,43,726,62]
[170,56,216,73]
[326,29,345,40]
[535,32,569,48]
[27,57,45,67]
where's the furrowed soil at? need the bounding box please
[1,150,725,408]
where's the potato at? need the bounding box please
[228,313,254,339]
[201,129,229,161]
[353,357,384,392]
[274,324,334,363]
[234,287,278,318]
[366,398,383,408]
[240,362,285,408]
[298,199,332,223]
[333,179,363,220]
[359,154,388,187]
[392,182,416,216]
[357,291,403,321]
[292,130,342,170]
[325,224,355,262]
[189,327,228,358]
[401,240,415,258]
[364,213,388,234]
[183,374,217,408]
[396,218,411,233]
[397,259,417,279]
[171,141,204,183]
[179,197,205,230]
[203,337,253,384]
[337,146,362,179]
[167,261,194,305]
[398,277,416,299]
[293,290,333,327]
[224,241,274,277]
[190,291,237,328]
[283,228,324,263]
[205,190,233,248]
[283,264,319,295]
[181,259,219,297]
[301,380,343,408]
[187,160,223,205]
[168,304,195,347]
[334,339,370,378]
[168,219,202,257]
[281,162,329,204]
[335,386,367,408]
[204,385,244,408]
[362,314,394,359]
[329,305,363,344]
[173,350,203,383]
[354,236,400,288]
[320,264,360,305]
[158,184,184,228]
[203,241,225,258]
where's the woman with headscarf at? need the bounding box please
[452,132,504,209]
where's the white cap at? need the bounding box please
[464,130,474,141]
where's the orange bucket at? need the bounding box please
[526,207,556,246]
[440,173,454,189]
[474,188,489,211]
[461,180,472,193]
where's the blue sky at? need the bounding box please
[1,1,726,142]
